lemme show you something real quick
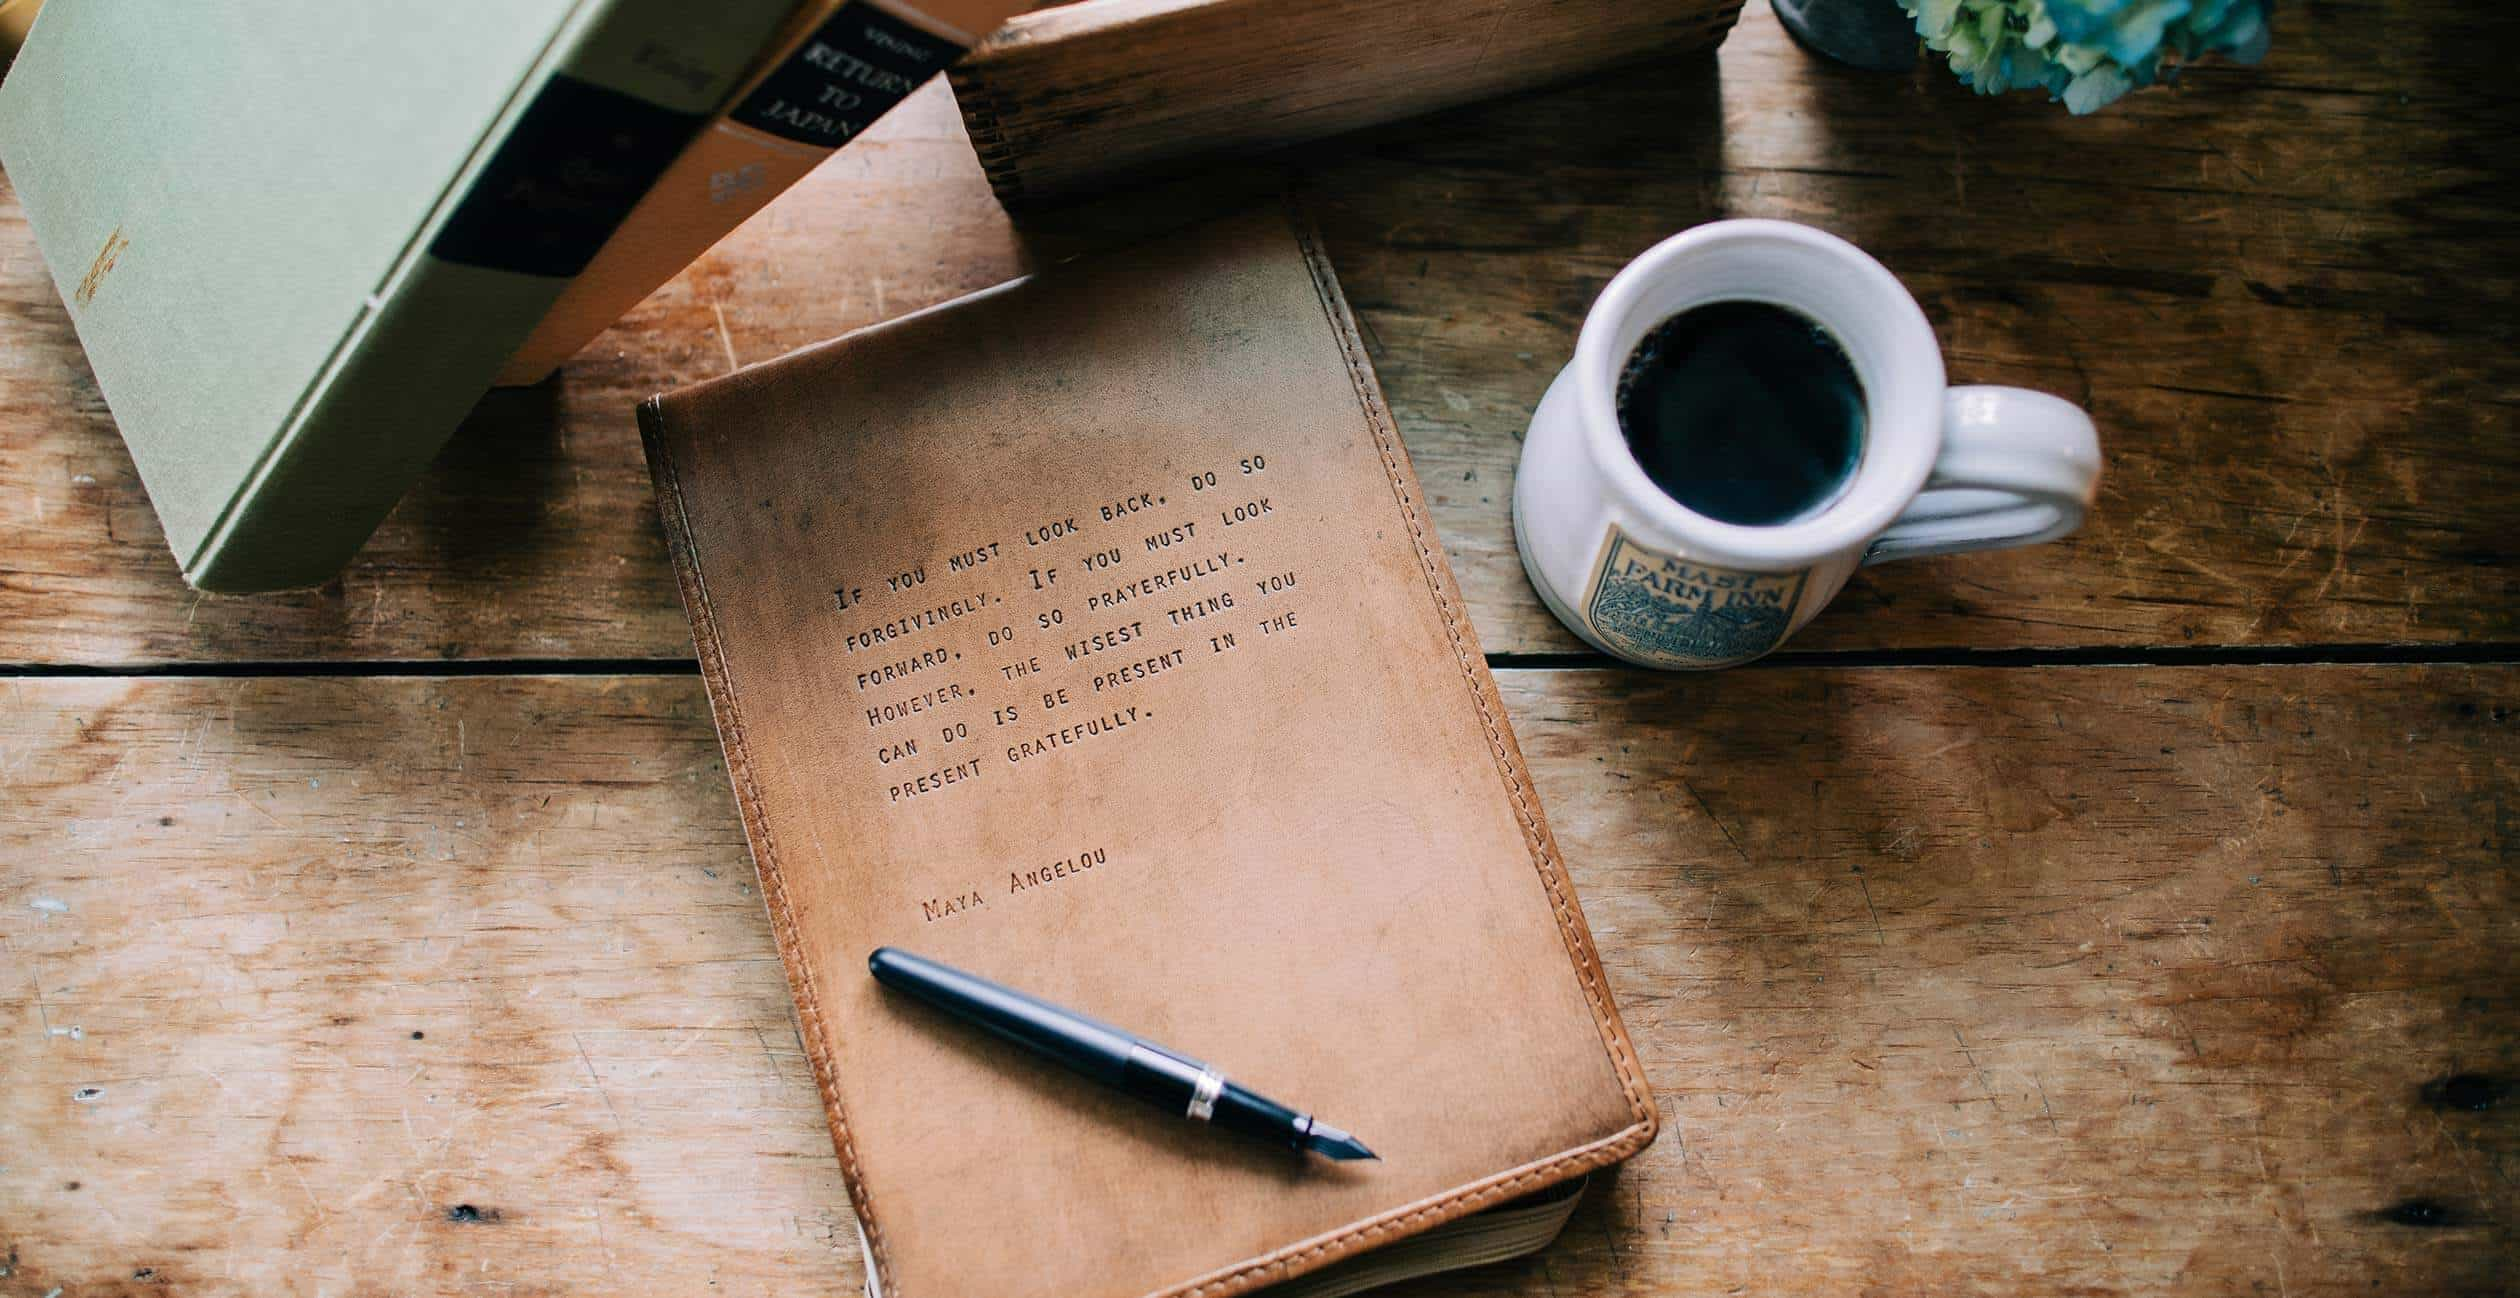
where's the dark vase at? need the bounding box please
[1771,0,1919,71]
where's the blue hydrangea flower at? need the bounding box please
[1900,0,2270,113]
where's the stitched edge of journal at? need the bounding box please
[638,397,901,1298]
[1119,209,1665,1298]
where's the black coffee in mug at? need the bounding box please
[1614,300,1866,527]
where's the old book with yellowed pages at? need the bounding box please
[637,206,1657,1298]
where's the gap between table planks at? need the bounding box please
[1,667,2511,1296]
[0,2,2512,665]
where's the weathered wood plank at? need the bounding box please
[1,1,2513,664]
[3,666,2509,1294]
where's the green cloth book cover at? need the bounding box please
[0,0,795,590]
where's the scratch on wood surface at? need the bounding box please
[282,1155,331,1228]
[1466,0,1512,76]
[1598,1181,1630,1281]
[1854,869,1888,946]
[2308,500,2370,607]
[574,1032,625,1131]
[642,1019,725,1080]
[589,1201,621,1284]
[2139,534,2257,593]
[752,1024,787,1081]
[1954,1027,2002,1113]
[1677,778,1751,867]
[711,301,741,374]
[229,789,291,831]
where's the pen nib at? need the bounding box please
[1304,1122,1378,1161]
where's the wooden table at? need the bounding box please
[4,4,2514,1293]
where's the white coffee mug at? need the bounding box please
[1513,219,2103,669]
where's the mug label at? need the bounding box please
[1580,526,1808,668]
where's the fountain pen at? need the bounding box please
[868,947,1376,1161]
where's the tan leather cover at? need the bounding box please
[639,206,1657,1298]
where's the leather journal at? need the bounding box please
[639,206,1658,1298]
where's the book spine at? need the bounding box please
[184,0,797,590]
[491,0,1029,388]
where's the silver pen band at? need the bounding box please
[1185,1067,1225,1121]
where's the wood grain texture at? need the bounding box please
[949,0,1745,206]
[3,667,2511,1294]
[1,1,2514,665]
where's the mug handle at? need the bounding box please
[1862,385,2103,565]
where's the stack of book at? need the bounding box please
[0,0,1026,591]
